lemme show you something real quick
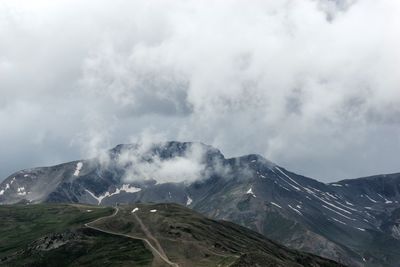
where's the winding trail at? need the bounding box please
[85,206,179,267]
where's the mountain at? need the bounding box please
[1,141,400,266]
[0,203,341,267]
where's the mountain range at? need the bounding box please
[1,141,399,266]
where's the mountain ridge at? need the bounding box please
[1,141,399,266]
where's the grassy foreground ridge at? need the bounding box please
[0,203,343,267]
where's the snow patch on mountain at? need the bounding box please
[377,193,393,204]
[365,195,378,203]
[312,193,353,214]
[246,187,256,197]
[322,205,355,221]
[17,187,26,196]
[275,167,302,186]
[270,202,282,208]
[275,181,291,191]
[334,201,358,212]
[132,207,139,213]
[331,217,347,225]
[288,204,302,215]
[0,183,10,195]
[85,184,141,205]
[280,184,291,191]
[186,195,193,206]
[273,168,301,191]
[326,192,338,200]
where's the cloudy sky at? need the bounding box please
[0,0,399,182]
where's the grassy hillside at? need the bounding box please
[0,204,153,266]
[0,203,343,267]
[91,203,343,267]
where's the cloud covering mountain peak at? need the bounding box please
[0,0,399,181]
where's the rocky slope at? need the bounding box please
[1,141,400,266]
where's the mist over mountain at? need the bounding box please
[1,0,400,182]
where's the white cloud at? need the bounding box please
[115,142,207,184]
[0,0,399,181]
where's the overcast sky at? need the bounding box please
[0,0,399,182]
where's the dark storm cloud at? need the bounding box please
[0,0,399,181]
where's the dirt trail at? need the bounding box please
[132,213,169,259]
[85,207,179,267]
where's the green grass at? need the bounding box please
[0,204,153,267]
[0,204,111,257]
[92,203,342,267]
[5,228,152,267]
[0,203,342,267]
